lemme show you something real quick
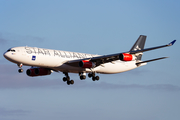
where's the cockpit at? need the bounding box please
[3,47,20,63]
[7,49,16,52]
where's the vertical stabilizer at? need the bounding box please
[130,35,147,60]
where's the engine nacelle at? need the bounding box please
[26,68,51,77]
[79,60,95,68]
[119,53,136,61]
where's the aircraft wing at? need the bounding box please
[129,40,176,54]
[65,40,176,67]
[65,53,120,67]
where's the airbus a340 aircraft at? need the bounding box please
[3,35,176,85]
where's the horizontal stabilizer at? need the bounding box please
[136,57,168,66]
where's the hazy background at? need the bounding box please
[0,0,180,120]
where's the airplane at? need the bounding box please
[3,35,176,85]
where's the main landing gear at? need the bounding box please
[62,72,100,85]
[79,72,86,80]
[62,72,74,85]
[18,63,23,73]
[79,72,99,81]
[88,72,99,81]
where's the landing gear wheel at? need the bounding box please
[63,77,67,82]
[80,75,86,80]
[70,80,74,84]
[92,76,100,81]
[96,76,99,80]
[67,80,74,85]
[88,73,92,78]
[67,81,71,85]
[18,69,23,73]
[92,77,96,81]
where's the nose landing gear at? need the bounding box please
[17,63,23,73]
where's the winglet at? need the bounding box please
[168,40,176,46]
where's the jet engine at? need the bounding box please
[79,60,96,68]
[26,67,51,77]
[119,53,136,61]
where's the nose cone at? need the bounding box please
[3,52,13,62]
[3,52,8,59]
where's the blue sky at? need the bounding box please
[0,0,180,120]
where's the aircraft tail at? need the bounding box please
[130,35,147,60]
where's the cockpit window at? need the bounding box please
[7,49,16,52]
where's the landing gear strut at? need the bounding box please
[62,72,74,85]
[79,72,86,80]
[88,72,99,81]
[17,63,23,73]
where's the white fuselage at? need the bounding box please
[3,46,140,74]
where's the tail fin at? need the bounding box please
[130,35,147,60]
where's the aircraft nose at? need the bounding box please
[3,52,8,59]
[3,52,12,60]
[3,51,14,63]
